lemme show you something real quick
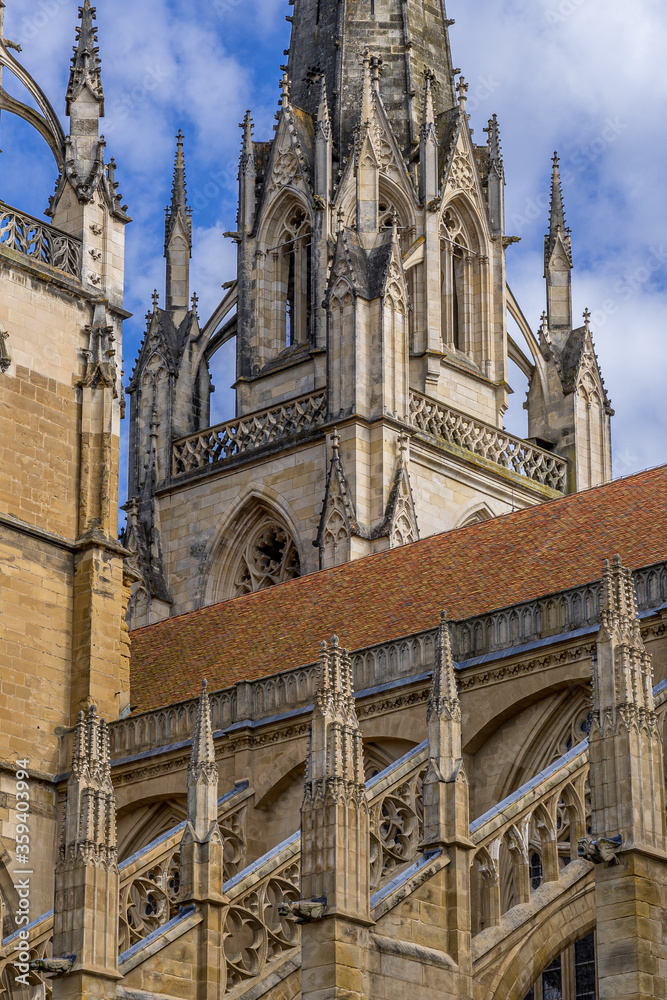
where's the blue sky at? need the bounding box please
[1,0,666,515]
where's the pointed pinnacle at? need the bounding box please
[549,152,567,237]
[66,0,104,116]
[190,679,215,767]
[170,130,187,216]
[421,69,435,130]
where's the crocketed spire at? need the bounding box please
[59,705,116,870]
[307,636,365,790]
[164,129,192,253]
[545,152,572,269]
[426,611,462,781]
[66,0,104,116]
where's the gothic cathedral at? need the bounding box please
[124,0,612,627]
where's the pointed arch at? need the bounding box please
[205,490,303,605]
[439,194,490,367]
[255,192,314,362]
[456,503,495,528]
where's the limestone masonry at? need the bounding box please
[0,2,664,1000]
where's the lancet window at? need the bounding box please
[280,206,312,348]
[440,207,469,353]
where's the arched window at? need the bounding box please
[440,207,469,352]
[281,206,312,348]
[233,515,301,596]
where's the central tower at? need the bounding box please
[287,0,456,160]
[126,0,612,627]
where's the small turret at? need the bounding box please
[164,130,192,325]
[239,111,256,234]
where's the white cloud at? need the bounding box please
[1,0,664,489]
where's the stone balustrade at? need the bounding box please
[171,390,327,477]
[409,390,568,492]
[0,202,82,279]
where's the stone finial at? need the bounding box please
[583,307,591,332]
[316,73,331,141]
[360,49,374,130]
[545,151,572,269]
[151,289,159,310]
[66,0,104,116]
[422,612,470,849]
[456,75,468,110]
[484,114,504,176]
[421,69,436,130]
[164,129,192,255]
[330,427,340,459]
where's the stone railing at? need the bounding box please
[172,391,327,477]
[0,202,82,279]
[409,390,568,492]
[367,741,429,891]
[469,741,590,936]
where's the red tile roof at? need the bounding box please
[130,466,667,714]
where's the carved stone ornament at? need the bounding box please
[0,327,10,373]
[234,517,301,596]
[448,148,475,195]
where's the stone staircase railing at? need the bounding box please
[0,202,82,279]
[171,390,327,478]
[409,390,568,492]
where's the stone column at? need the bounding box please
[588,556,667,1000]
[52,707,120,1000]
[421,611,474,998]
[179,680,227,1000]
[300,637,372,1000]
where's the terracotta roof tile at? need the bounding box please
[130,466,667,713]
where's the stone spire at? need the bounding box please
[239,111,257,234]
[53,706,119,978]
[286,0,456,159]
[164,130,192,324]
[544,152,573,339]
[301,637,368,919]
[427,611,461,778]
[484,114,505,236]
[315,75,332,203]
[66,0,104,116]
[179,680,224,903]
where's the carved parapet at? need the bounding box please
[172,390,327,478]
[409,389,568,492]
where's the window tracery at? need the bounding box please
[233,516,301,596]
